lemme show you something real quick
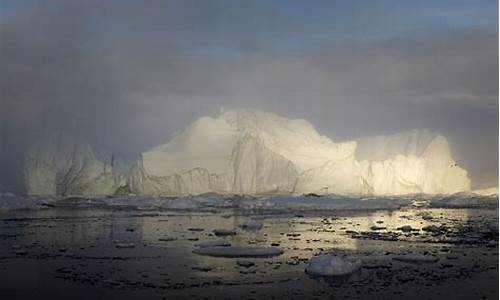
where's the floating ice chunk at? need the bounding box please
[213,229,237,236]
[488,222,498,233]
[422,225,444,233]
[191,265,214,272]
[430,193,498,208]
[115,242,135,249]
[392,254,438,263]
[13,249,28,255]
[239,219,263,230]
[236,260,255,268]
[397,225,416,232]
[188,227,204,232]
[195,240,231,248]
[239,195,412,211]
[472,187,499,196]
[193,246,283,258]
[305,255,361,277]
[158,237,177,242]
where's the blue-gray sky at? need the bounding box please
[1,0,498,192]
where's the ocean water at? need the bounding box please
[0,195,498,299]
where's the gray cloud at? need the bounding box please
[0,1,497,192]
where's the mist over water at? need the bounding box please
[1,1,498,193]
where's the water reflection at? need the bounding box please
[0,205,497,300]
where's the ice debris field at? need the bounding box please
[0,191,497,211]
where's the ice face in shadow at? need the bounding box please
[24,109,471,196]
[24,131,126,196]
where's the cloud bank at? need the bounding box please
[1,1,497,192]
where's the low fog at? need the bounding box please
[1,1,498,193]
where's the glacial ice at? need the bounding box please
[392,254,438,264]
[305,254,361,277]
[237,195,413,211]
[430,192,499,209]
[129,109,471,196]
[239,219,263,230]
[0,192,496,211]
[25,109,472,197]
[24,132,125,196]
[471,187,499,196]
[192,246,283,258]
[194,240,231,248]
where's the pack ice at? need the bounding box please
[25,109,471,196]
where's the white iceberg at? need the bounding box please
[25,109,471,197]
[129,109,470,197]
[24,131,126,196]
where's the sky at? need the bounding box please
[0,0,498,192]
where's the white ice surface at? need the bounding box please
[129,109,471,196]
[25,109,471,197]
[305,254,361,276]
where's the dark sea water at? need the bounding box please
[0,196,498,300]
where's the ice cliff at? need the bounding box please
[24,132,125,196]
[129,109,471,196]
[24,109,470,196]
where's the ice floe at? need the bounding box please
[194,240,231,248]
[305,254,361,277]
[193,246,283,258]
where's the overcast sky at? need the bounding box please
[1,0,498,192]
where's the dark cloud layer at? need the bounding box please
[1,1,498,192]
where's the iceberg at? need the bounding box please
[24,109,471,196]
[24,132,126,196]
[129,109,471,196]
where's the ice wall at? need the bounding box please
[24,132,125,196]
[129,109,471,196]
[24,109,471,196]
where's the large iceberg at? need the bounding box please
[129,109,471,196]
[23,109,471,196]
